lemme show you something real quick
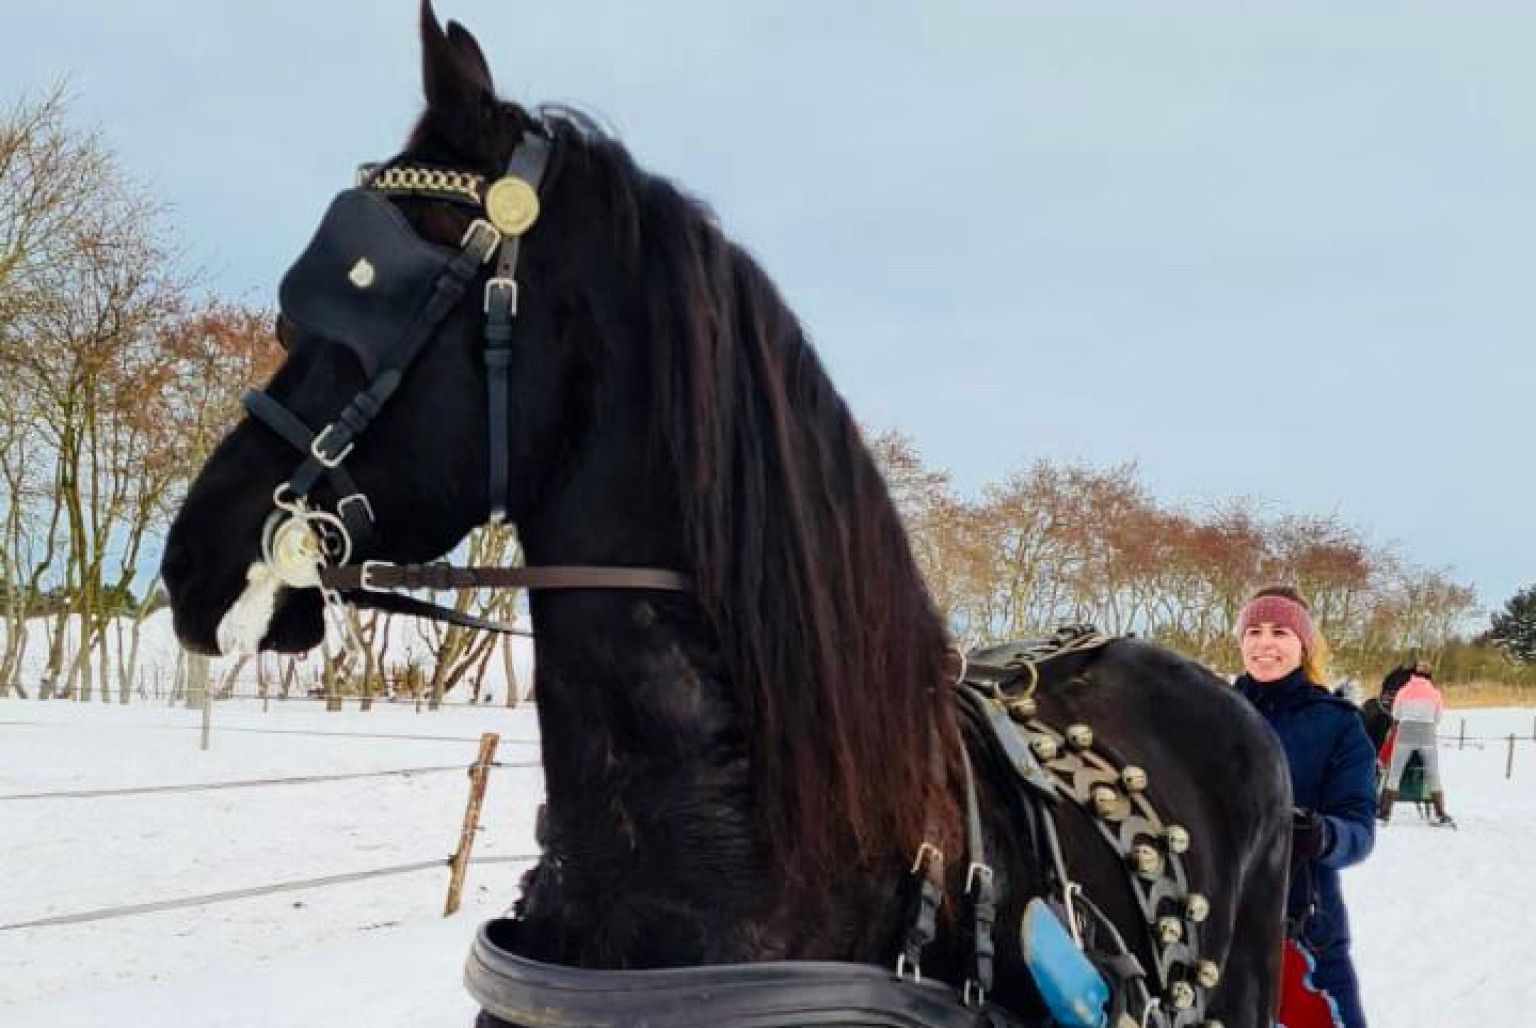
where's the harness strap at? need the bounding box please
[320,561,691,593]
[242,390,376,547]
[957,745,996,1005]
[484,287,514,522]
[345,589,532,636]
[467,919,1026,1028]
[484,129,552,522]
[900,733,948,983]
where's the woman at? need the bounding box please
[1234,586,1377,1028]
[1383,665,1454,826]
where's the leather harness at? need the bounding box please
[466,628,1224,1028]
[245,125,690,631]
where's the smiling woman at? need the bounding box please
[1232,585,1376,1028]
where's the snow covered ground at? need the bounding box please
[3,695,1534,1026]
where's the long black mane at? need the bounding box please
[533,114,963,887]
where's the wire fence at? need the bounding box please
[0,759,539,802]
[0,719,541,746]
[0,853,538,932]
[2,735,537,934]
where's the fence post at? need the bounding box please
[1507,733,1517,781]
[445,732,500,916]
[1458,719,1466,751]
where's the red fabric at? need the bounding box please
[1379,725,1397,766]
[1279,939,1344,1028]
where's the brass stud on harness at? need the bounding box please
[348,258,376,289]
[1006,696,1037,722]
[1167,981,1196,1010]
[1164,824,1191,854]
[1065,723,1094,750]
[1121,765,1148,792]
[1091,784,1122,818]
[1030,734,1059,761]
[1196,960,1221,989]
[1156,916,1183,944]
[1185,893,1210,923]
[1131,842,1163,878]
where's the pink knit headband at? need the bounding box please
[1237,594,1316,650]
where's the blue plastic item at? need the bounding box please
[1019,897,1110,1028]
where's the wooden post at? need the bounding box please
[1507,733,1517,781]
[1458,719,1466,751]
[182,653,212,751]
[445,732,500,916]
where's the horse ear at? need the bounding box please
[419,1,492,113]
[446,21,494,93]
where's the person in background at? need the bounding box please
[1360,664,1411,756]
[1234,585,1377,1028]
[1381,664,1455,826]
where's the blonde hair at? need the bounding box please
[1248,585,1331,686]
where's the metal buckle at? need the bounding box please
[963,979,985,1008]
[461,218,502,263]
[310,424,354,469]
[336,492,375,525]
[484,277,519,315]
[966,861,994,895]
[894,952,921,984]
[910,841,945,875]
[359,560,392,593]
[354,162,381,187]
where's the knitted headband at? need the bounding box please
[1236,594,1316,651]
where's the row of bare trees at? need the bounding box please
[872,431,1485,683]
[0,89,533,705]
[0,87,261,699]
[0,89,1500,703]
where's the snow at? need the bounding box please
[4,635,1535,1025]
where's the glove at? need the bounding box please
[1291,807,1328,862]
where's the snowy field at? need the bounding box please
[3,696,1534,1026]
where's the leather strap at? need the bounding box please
[467,918,1026,1028]
[345,589,532,636]
[484,129,552,522]
[242,389,377,548]
[319,561,691,593]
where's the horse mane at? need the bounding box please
[546,112,962,888]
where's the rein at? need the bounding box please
[242,126,691,635]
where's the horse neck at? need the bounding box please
[511,455,906,968]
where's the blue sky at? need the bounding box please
[6,1,1532,613]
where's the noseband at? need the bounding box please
[244,127,689,632]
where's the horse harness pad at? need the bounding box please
[958,626,1222,1028]
[243,128,691,633]
[466,626,1224,1028]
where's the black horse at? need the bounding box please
[161,5,1290,1025]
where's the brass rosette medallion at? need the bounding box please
[485,176,540,235]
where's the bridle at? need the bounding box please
[244,125,689,635]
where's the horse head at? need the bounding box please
[162,0,957,941]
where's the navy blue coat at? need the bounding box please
[1236,668,1377,1026]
